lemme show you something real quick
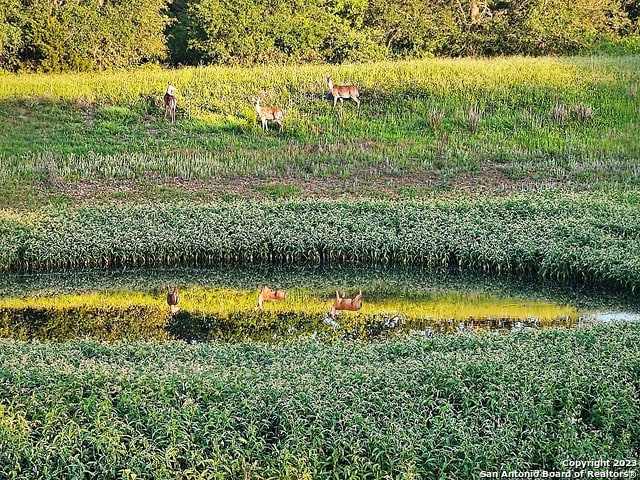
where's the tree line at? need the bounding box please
[1,0,639,72]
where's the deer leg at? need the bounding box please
[257,293,264,309]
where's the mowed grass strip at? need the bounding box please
[0,323,638,479]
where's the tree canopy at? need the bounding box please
[1,0,638,71]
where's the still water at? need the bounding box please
[0,264,638,342]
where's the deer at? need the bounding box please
[164,82,177,123]
[327,76,360,110]
[166,286,180,314]
[254,286,287,310]
[330,290,362,316]
[253,95,284,132]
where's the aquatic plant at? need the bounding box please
[0,323,638,478]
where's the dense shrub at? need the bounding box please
[1,0,639,70]
[0,0,170,71]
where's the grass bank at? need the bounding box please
[0,324,638,479]
[0,55,639,208]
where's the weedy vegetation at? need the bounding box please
[0,324,638,479]
[1,192,639,291]
[0,55,639,208]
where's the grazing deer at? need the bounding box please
[253,96,284,132]
[254,286,287,310]
[327,76,360,109]
[166,286,180,314]
[330,290,362,316]
[164,82,177,123]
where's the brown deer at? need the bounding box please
[327,76,360,109]
[330,290,362,315]
[254,286,287,310]
[166,286,180,314]
[164,82,177,123]
[253,96,284,132]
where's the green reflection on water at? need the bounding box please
[0,264,636,342]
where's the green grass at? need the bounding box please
[0,324,638,479]
[0,55,639,208]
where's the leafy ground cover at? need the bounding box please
[0,324,638,479]
[1,193,639,291]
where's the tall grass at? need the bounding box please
[0,324,638,478]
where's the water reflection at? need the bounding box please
[0,265,638,342]
[580,312,640,324]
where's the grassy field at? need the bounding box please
[0,55,639,208]
[0,324,638,479]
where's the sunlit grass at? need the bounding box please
[0,55,638,206]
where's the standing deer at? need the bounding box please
[164,82,177,123]
[254,286,287,310]
[327,76,360,110]
[330,290,362,316]
[253,96,284,132]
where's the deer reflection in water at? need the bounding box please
[254,286,287,311]
[330,289,362,316]
[167,286,180,314]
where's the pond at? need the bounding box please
[0,264,638,342]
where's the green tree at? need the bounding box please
[0,0,23,70]
[184,0,383,64]
[364,0,459,58]
[463,0,631,55]
[8,0,171,72]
